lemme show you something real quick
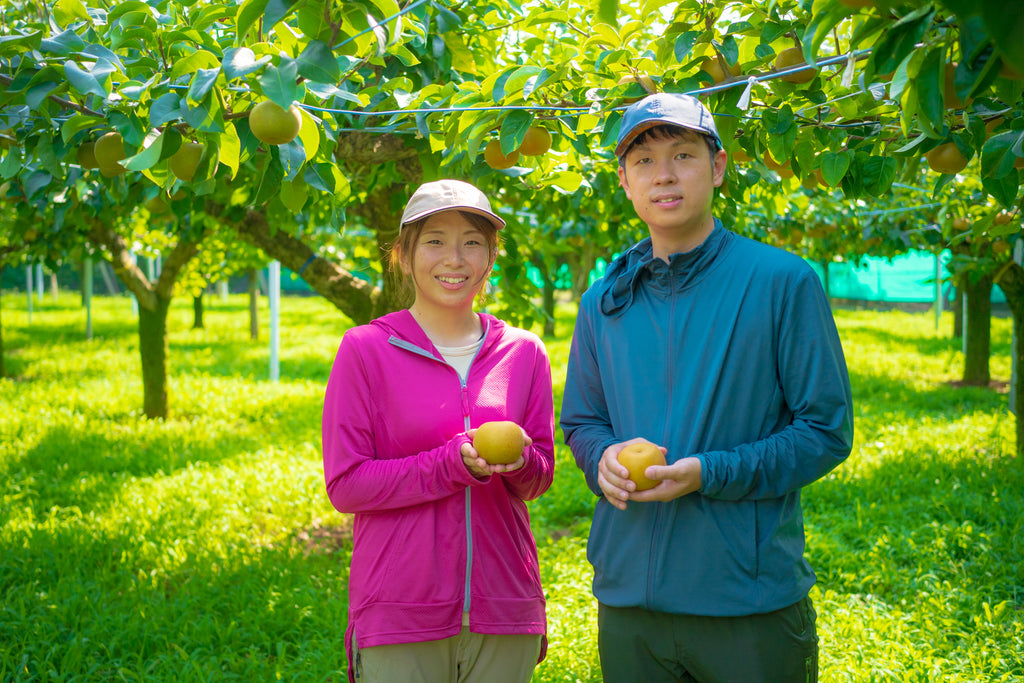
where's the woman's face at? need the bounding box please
[405,210,494,314]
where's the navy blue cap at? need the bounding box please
[615,92,722,157]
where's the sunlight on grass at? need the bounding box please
[2,292,1022,680]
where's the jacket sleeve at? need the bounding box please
[501,339,556,501]
[696,270,854,501]
[559,299,619,498]
[322,333,484,514]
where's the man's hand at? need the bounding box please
[629,457,702,503]
[598,438,664,510]
[598,439,702,509]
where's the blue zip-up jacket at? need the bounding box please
[560,222,853,616]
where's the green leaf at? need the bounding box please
[981,130,1024,179]
[597,0,617,26]
[0,30,41,57]
[218,126,241,179]
[63,59,112,99]
[187,69,221,105]
[979,0,1024,76]
[60,114,103,143]
[236,0,269,44]
[304,163,336,193]
[107,1,151,22]
[169,50,221,80]
[223,47,271,81]
[501,66,543,104]
[279,176,308,213]
[1,147,23,179]
[150,93,185,128]
[40,29,85,55]
[914,48,946,139]
[673,32,700,62]
[870,6,935,77]
[296,40,341,83]
[500,111,534,155]
[24,171,53,200]
[53,0,91,28]
[820,151,851,187]
[253,151,285,206]
[183,92,225,133]
[123,128,175,172]
[547,170,584,193]
[296,108,319,162]
[982,173,1020,209]
[34,137,63,177]
[264,0,301,31]
[861,156,899,196]
[278,139,306,181]
[26,82,59,112]
[258,61,300,110]
[802,4,848,64]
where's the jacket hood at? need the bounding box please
[370,308,506,354]
[599,220,730,316]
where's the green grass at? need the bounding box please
[1,292,1022,681]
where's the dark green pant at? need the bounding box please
[597,596,818,683]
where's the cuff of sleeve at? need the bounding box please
[694,452,716,496]
[451,433,491,485]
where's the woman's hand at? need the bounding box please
[461,428,531,478]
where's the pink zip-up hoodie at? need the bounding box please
[322,309,554,680]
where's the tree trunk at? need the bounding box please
[566,241,598,304]
[192,294,204,329]
[248,269,259,340]
[952,279,964,338]
[533,260,556,337]
[0,264,5,378]
[996,263,1024,458]
[88,220,202,421]
[961,272,993,386]
[139,293,171,419]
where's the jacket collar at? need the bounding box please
[599,219,730,316]
[374,308,503,355]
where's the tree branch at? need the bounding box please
[205,201,380,325]
[0,74,104,118]
[87,220,158,310]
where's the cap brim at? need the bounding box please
[401,205,506,231]
[615,120,720,157]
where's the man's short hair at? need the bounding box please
[618,125,719,167]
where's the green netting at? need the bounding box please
[4,249,1004,303]
[810,250,942,303]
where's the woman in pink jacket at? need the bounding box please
[322,179,555,682]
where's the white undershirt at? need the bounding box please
[434,336,484,382]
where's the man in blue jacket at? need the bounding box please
[560,92,854,682]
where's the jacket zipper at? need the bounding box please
[648,285,673,607]
[388,320,491,624]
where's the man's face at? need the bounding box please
[617,129,727,245]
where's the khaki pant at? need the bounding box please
[355,627,542,683]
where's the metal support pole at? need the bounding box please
[84,256,93,340]
[269,261,280,382]
[25,264,33,325]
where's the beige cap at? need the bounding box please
[400,179,505,231]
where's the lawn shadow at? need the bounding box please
[0,516,353,680]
